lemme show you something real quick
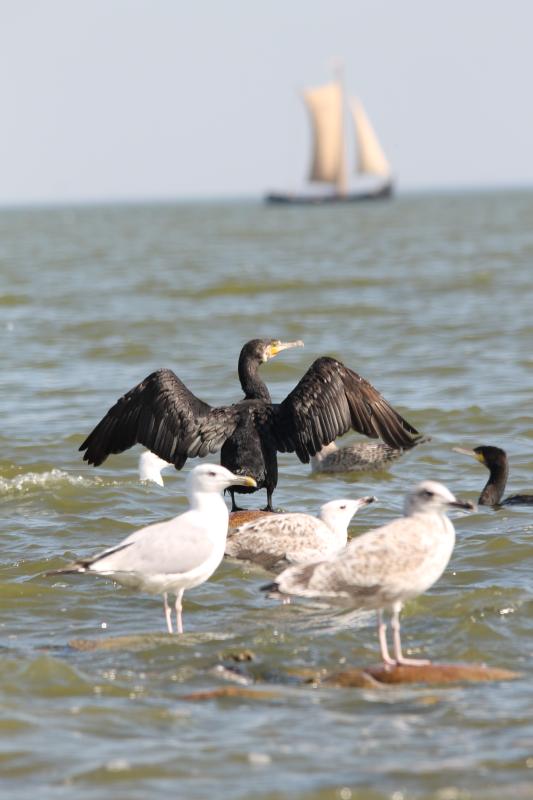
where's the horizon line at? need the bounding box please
[0,181,532,212]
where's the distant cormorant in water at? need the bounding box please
[80,338,422,511]
[453,445,533,506]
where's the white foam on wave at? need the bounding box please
[0,469,102,494]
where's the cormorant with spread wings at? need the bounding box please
[80,339,423,511]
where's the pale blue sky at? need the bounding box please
[1,0,532,204]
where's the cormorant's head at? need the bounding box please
[453,445,508,471]
[240,338,304,365]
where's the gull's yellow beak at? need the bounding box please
[233,475,257,488]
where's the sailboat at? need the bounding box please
[265,76,393,204]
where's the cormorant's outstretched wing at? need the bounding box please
[272,357,421,462]
[79,369,240,468]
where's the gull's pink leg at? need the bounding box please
[163,592,173,634]
[175,589,184,634]
[377,609,396,667]
[391,602,430,666]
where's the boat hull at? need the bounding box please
[265,182,393,205]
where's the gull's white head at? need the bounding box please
[318,496,376,532]
[186,464,256,497]
[404,480,475,516]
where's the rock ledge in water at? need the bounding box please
[323,662,520,687]
[182,686,281,702]
[228,510,276,530]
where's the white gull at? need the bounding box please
[138,450,173,487]
[49,464,255,633]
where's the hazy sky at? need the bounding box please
[1,1,532,204]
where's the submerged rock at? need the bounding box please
[323,663,520,687]
[228,510,275,530]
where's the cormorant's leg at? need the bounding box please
[163,592,173,634]
[261,487,274,513]
[175,589,184,634]
[377,609,395,667]
[390,602,430,666]
[229,489,244,512]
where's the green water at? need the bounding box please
[1,191,532,799]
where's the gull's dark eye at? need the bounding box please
[422,489,434,498]
[208,470,216,477]
[339,504,346,510]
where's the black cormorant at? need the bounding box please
[80,338,422,511]
[453,445,533,506]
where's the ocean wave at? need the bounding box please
[0,469,103,495]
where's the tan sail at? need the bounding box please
[303,82,347,192]
[351,98,391,178]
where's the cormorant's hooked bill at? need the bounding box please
[80,338,422,511]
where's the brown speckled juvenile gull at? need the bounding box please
[310,441,403,474]
[263,481,475,667]
[311,435,429,474]
[225,496,376,571]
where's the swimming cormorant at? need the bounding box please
[80,338,422,511]
[453,445,533,506]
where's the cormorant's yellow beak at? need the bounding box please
[266,340,304,359]
[453,447,485,465]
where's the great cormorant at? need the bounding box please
[453,445,533,506]
[80,338,422,511]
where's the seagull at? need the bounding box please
[225,496,376,570]
[262,481,474,667]
[310,436,430,475]
[138,450,173,487]
[310,441,404,474]
[48,464,256,633]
